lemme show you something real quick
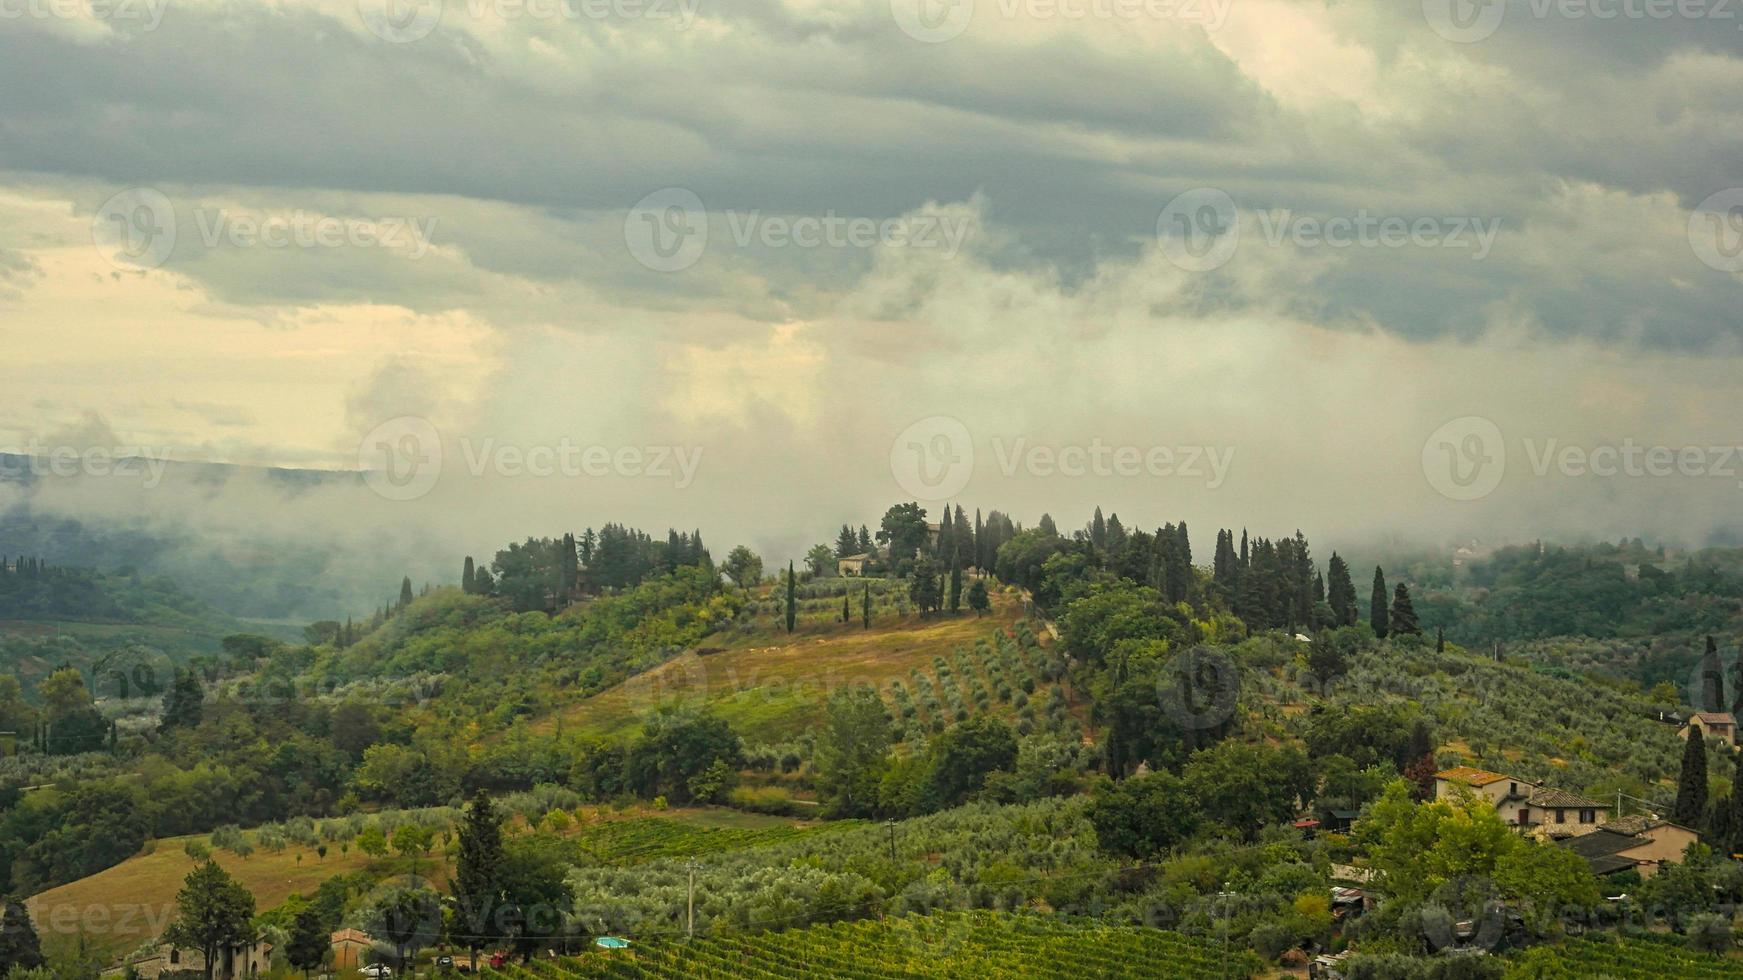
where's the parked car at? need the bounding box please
[360,966,393,978]
[435,957,454,969]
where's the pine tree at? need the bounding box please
[1091,507,1107,550]
[1370,567,1390,639]
[1674,730,1709,828]
[1389,583,1421,636]
[785,561,797,633]
[835,525,859,558]
[452,790,505,961]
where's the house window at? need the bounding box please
[1580,809,1595,824]
[1556,809,1565,823]
[1509,782,1518,794]
[170,950,180,965]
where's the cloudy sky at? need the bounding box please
[3,0,1743,569]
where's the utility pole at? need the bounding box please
[687,858,697,939]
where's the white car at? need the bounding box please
[360,966,393,978]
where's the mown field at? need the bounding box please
[486,910,1267,979]
[26,834,411,959]
[540,589,1031,743]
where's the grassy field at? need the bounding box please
[26,806,831,962]
[539,593,1026,743]
[27,835,420,960]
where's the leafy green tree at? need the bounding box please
[162,861,256,980]
[37,667,88,723]
[1306,631,1346,684]
[805,544,836,578]
[721,546,762,591]
[1389,583,1421,636]
[451,791,505,963]
[1675,729,1708,828]
[499,837,574,961]
[623,708,744,804]
[1181,741,1313,838]
[1088,771,1199,859]
[815,686,892,818]
[392,824,434,876]
[356,824,388,858]
[922,716,1017,811]
[1369,567,1389,639]
[877,503,930,559]
[286,904,329,979]
[967,579,990,617]
[0,899,44,974]
[362,887,442,976]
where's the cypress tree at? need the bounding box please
[462,556,475,594]
[398,576,415,612]
[0,897,45,973]
[1436,627,1445,653]
[842,594,850,623]
[1389,583,1421,636]
[862,584,871,629]
[1674,730,1709,828]
[1326,553,1356,626]
[785,561,796,633]
[1370,567,1390,639]
[1700,636,1725,713]
[452,790,504,962]
[948,549,962,614]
